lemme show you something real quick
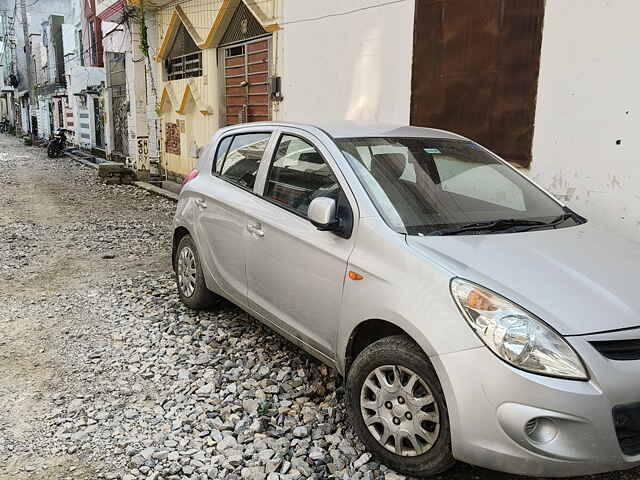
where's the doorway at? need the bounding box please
[107,52,129,160]
[218,1,271,126]
[220,38,271,125]
[93,97,104,150]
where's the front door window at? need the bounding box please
[264,135,340,216]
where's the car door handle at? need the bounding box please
[195,198,207,209]
[247,223,264,237]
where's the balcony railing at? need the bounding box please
[34,81,67,96]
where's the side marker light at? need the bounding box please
[348,271,364,281]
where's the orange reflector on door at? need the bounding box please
[348,271,364,281]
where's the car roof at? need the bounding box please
[218,121,468,141]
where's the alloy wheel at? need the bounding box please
[360,365,440,457]
[177,246,197,298]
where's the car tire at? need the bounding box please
[347,335,455,477]
[175,234,220,310]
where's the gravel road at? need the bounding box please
[0,133,638,480]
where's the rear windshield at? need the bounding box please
[337,137,574,235]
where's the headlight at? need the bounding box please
[450,278,588,380]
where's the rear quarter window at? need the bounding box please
[213,136,233,175]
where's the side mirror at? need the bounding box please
[308,197,338,231]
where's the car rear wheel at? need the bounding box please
[175,234,220,310]
[347,335,455,477]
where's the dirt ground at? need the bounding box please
[0,133,639,480]
[0,135,173,479]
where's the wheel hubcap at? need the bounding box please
[177,247,197,298]
[360,365,440,457]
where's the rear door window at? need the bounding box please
[218,132,271,190]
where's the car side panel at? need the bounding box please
[337,216,482,374]
[185,174,255,305]
[246,198,354,359]
[245,128,360,360]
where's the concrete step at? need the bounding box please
[133,181,179,201]
[66,149,108,165]
[97,162,135,185]
[161,180,182,195]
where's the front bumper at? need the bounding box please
[433,332,640,477]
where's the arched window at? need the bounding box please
[165,24,202,81]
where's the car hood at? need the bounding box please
[406,223,640,336]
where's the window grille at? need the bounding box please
[167,52,203,81]
[165,24,202,81]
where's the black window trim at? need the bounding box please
[260,132,348,223]
[211,131,273,194]
[212,134,233,175]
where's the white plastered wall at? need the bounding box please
[529,0,640,242]
[278,0,414,124]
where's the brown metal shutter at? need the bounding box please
[411,0,544,167]
[223,38,271,125]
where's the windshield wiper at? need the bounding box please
[429,217,567,236]
[511,212,577,233]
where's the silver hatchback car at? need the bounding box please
[173,122,640,477]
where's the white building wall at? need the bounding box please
[67,65,105,97]
[278,0,414,124]
[77,105,92,149]
[66,61,105,149]
[530,0,640,242]
[20,101,29,132]
[37,99,51,139]
[144,8,161,173]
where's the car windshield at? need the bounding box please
[337,137,581,235]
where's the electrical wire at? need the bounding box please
[280,0,409,25]
[153,0,409,36]
[0,0,17,63]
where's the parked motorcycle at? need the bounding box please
[47,128,68,158]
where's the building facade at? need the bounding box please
[97,0,158,171]
[34,14,68,140]
[153,0,280,180]
[0,0,72,136]
[143,0,639,242]
[0,7,17,129]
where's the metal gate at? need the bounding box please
[93,97,104,149]
[108,52,129,158]
[57,99,64,130]
[221,36,271,126]
[48,103,54,136]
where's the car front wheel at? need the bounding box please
[347,335,455,477]
[175,234,220,310]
